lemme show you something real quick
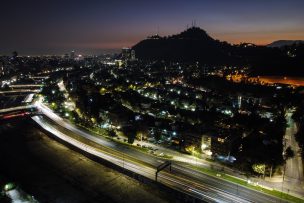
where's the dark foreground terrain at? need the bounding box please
[0,119,179,203]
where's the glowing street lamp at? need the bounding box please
[201,143,207,150]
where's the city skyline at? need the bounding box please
[1,1,304,201]
[1,0,304,55]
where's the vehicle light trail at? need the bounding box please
[33,115,253,203]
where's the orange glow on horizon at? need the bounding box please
[214,32,304,45]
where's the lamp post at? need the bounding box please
[280,163,286,202]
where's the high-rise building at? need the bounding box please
[121,47,136,62]
[121,47,131,60]
[70,50,75,59]
[238,95,242,109]
[131,49,136,61]
[0,61,4,76]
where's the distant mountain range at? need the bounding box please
[132,27,304,76]
[267,40,304,48]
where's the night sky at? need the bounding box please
[1,0,304,55]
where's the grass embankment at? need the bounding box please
[76,123,174,159]
[192,166,304,203]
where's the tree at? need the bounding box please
[284,146,295,160]
[293,106,304,159]
[108,130,116,137]
[12,51,18,58]
[122,126,137,144]
[0,195,12,203]
[154,130,162,141]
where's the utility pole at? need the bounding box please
[280,162,286,202]
[155,161,172,182]
[123,152,125,169]
[237,184,239,195]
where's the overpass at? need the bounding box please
[9,84,43,88]
[0,89,40,94]
[0,105,36,114]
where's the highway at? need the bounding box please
[33,115,250,203]
[9,84,43,88]
[33,102,288,203]
[0,89,40,94]
[0,105,35,114]
[0,92,30,109]
[0,89,39,119]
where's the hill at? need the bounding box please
[132,27,233,65]
[132,27,304,76]
[267,40,304,48]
